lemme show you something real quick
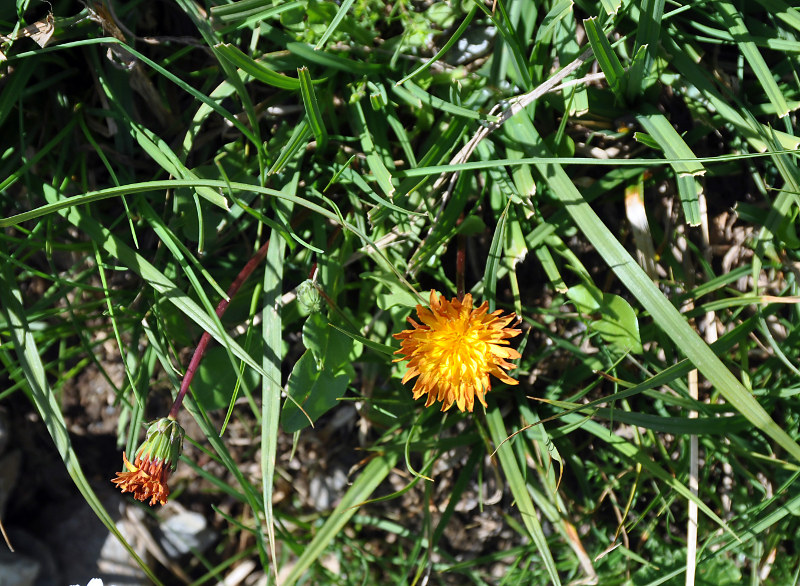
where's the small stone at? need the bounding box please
[96,504,149,585]
[40,492,147,586]
[448,26,497,65]
[308,467,347,511]
[0,529,59,586]
[158,504,216,558]
[0,549,40,586]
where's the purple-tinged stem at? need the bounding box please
[168,239,271,420]
[455,214,466,301]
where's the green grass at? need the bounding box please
[2,0,800,584]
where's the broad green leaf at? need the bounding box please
[303,312,360,368]
[567,283,643,354]
[281,351,350,433]
[194,342,260,411]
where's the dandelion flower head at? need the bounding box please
[393,291,522,412]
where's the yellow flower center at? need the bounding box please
[420,315,489,387]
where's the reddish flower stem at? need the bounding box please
[168,239,271,419]
[455,213,466,301]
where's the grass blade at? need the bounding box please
[298,66,328,150]
[523,121,800,465]
[215,43,302,90]
[268,118,313,176]
[631,0,665,82]
[635,105,705,224]
[0,264,162,585]
[486,408,561,586]
[661,34,800,152]
[395,5,477,86]
[717,0,790,117]
[282,452,399,584]
[211,0,303,23]
[287,41,382,74]
[313,0,356,50]
[394,80,499,122]
[262,202,287,581]
[584,17,626,101]
[350,100,395,198]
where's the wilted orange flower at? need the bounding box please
[393,291,522,412]
[112,451,172,506]
[112,417,184,506]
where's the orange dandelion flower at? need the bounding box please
[112,417,184,506]
[393,291,522,412]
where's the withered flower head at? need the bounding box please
[112,416,184,506]
[393,291,522,412]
